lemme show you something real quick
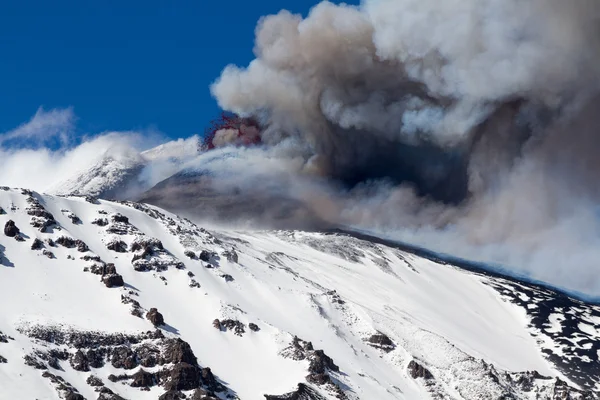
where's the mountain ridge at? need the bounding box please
[0,187,598,399]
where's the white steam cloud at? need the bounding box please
[205,0,600,298]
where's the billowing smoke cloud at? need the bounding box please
[206,0,600,297]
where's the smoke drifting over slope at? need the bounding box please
[207,0,600,296]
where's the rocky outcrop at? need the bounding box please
[130,368,156,387]
[111,346,137,370]
[249,323,260,332]
[280,336,345,396]
[161,338,197,365]
[4,220,19,237]
[366,332,395,352]
[184,250,196,259]
[407,360,433,380]
[92,218,109,226]
[162,362,200,391]
[25,194,57,232]
[264,383,327,400]
[106,240,127,253]
[31,238,44,250]
[86,375,104,387]
[146,308,165,327]
[55,236,89,252]
[131,238,184,272]
[70,350,90,372]
[102,274,124,288]
[213,319,245,336]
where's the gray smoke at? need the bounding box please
[205,0,600,298]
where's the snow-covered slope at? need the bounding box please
[0,187,598,399]
[49,136,201,200]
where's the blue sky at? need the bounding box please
[0,0,358,141]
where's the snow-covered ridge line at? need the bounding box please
[0,187,598,399]
[335,227,600,305]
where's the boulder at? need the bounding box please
[31,238,44,250]
[102,274,124,288]
[199,251,211,262]
[407,360,433,380]
[146,308,165,327]
[106,240,127,253]
[366,332,395,352]
[86,375,104,387]
[4,220,19,237]
[249,323,260,332]
[184,250,196,259]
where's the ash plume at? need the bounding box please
[204,0,600,297]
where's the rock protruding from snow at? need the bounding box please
[366,332,395,352]
[4,220,19,237]
[264,383,327,400]
[131,237,184,272]
[146,308,165,327]
[407,360,433,380]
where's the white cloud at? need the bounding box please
[0,107,75,146]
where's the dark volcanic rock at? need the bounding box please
[111,346,138,370]
[92,218,109,227]
[86,375,104,387]
[106,240,128,253]
[161,338,197,365]
[31,238,44,250]
[56,236,89,252]
[184,250,196,259]
[366,332,395,352]
[249,323,260,332]
[201,367,222,393]
[191,388,219,399]
[65,392,85,400]
[24,353,47,369]
[199,250,211,262]
[43,250,55,259]
[97,387,127,400]
[159,390,186,400]
[56,236,76,248]
[0,355,6,363]
[4,220,19,237]
[102,274,125,288]
[217,319,245,336]
[136,343,160,367]
[224,249,238,263]
[146,308,165,327]
[70,350,90,372]
[308,350,339,374]
[162,362,200,391]
[408,360,433,380]
[306,373,330,385]
[131,368,157,388]
[112,214,129,224]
